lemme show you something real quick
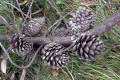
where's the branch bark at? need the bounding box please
[84,9,120,35]
[25,36,72,47]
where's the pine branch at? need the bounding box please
[84,8,120,35]
[0,8,119,47]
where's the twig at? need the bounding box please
[44,19,61,36]
[1,8,20,34]
[0,35,11,41]
[0,42,43,69]
[48,0,68,27]
[15,0,25,19]
[22,0,34,32]
[57,43,74,55]
[26,0,34,18]
[3,1,30,19]
[23,0,34,22]
[0,15,16,33]
[52,20,61,35]
[45,0,68,36]
[11,0,21,35]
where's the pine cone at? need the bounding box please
[19,35,33,57]
[41,43,69,69]
[69,7,94,35]
[22,17,45,36]
[10,34,33,57]
[73,35,105,61]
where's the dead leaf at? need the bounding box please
[20,69,26,80]
[10,72,15,80]
[19,0,28,6]
[81,1,94,7]
[51,71,59,76]
[1,57,8,74]
[32,9,42,15]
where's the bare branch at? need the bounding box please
[84,9,120,35]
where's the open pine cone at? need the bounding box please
[41,43,69,69]
[22,17,45,36]
[69,7,94,35]
[19,35,33,57]
[73,34,105,61]
[10,34,33,57]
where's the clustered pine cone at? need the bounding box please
[69,7,94,35]
[10,14,105,69]
[22,17,45,36]
[73,35,105,61]
[41,43,69,69]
